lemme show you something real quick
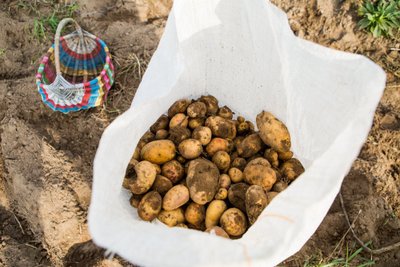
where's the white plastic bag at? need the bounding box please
[88,0,386,266]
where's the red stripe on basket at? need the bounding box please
[60,37,102,60]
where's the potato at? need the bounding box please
[129,161,157,194]
[206,138,231,156]
[205,226,229,238]
[141,140,176,164]
[185,202,205,226]
[205,116,237,139]
[186,158,220,205]
[280,158,305,181]
[150,115,169,133]
[237,116,245,123]
[228,183,249,212]
[243,164,276,191]
[129,194,144,208]
[155,129,169,140]
[264,148,279,168]
[272,181,288,192]
[176,223,189,228]
[123,177,133,190]
[158,208,185,227]
[178,139,203,159]
[219,174,231,189]
[218,106,233,120]
[220,208,247,237]
[231,157,247,171]
[187,102,207,118]
[205,200,227,228]
[170,113,189,128]
[236,133,263,158]
[168,126,191,145]
[168,99,191,118]
[256,111,291,153]
[152,175,173,195]
[163,184,190,211]
[199,95,219,115]
[246,157,271,168]
[138,191,162,221]
[228,167,244,183]
[237,122,250,135]
[212,151,231,170]
[245,185,268,225]
[192,126,212,146]
[162,160,184,183]
[278,151,293,161]
[233,136,245,150]
[266,192,279,203]
[188,117,205,129]
[139,131,156,146]
[215,188,228,200]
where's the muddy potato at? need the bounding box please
[264,148,279,168]
[246,157,271,168]
[215,188,228,200]
[162,160,184,183]
[163,184,190,211]
[129,161,157,194]
[158,208,185,227]
[280,158,305,181]
[141,140,176,164]
[237,133,263,158]
[170,113,189,128]
[256,111,291,153]
[205,226,229,238]
[185,202,206,226]
[266,192,279,203]
[138,191,162,221]
[237,122,250,135]
[272,181,288,192]
[199,95,219,115]
[168,99,191,118]
[231,157,247,171]
[186,158,220,205]
[212,151,231,170]
[218,106,233,120]
[243,163,276,191]
[205,200,227,228]
[189,117,205,129]
[219,174,231,189]
[187,102,207,118]
[168,126,191,145]
[245,185,268,225]
[178,139,203,159]
[278,151,294,161]
[152,175,173,195]
[205,116,237,139]
[206,138,231,156]
[220,208,247,237]
[155,129,169,140]
[192,126,212,146]
[150,115,169,133]
[228,183,249,212]
[129,194,144,208]
[228,167,244,183]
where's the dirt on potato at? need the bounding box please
[0,0,399,266]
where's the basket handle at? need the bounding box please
[54,18,83,75]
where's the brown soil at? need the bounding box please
[0,0,398,266]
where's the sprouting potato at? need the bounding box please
[168,99,191,118]
[272,181,288,192]
[243,163,276,191]
[237,133,263,158]
[168,126,191,145]
[199,95,219,115]
[264,148,279,168]
[215,188,228,200]
[280,158,305,181]
[245,185,268,225]
[129,161,157,194]
[189,117,205,129]
[185,202,205,227]
[150,115,169,133]
[205,116,237,139]
[205,226,229,238]
[162,160,185,183]
[205,200,227,228]
[212,151,231,170]
[231,157,247,171]
[228,183,249,212]
[218,106,233,120]
[220,208,247,237]
[187,101,207,118]
[158,208,185,227]
[155,129,169,140]
[138,191,162,221]
[141,140,176,164]
[266,192,279,203]
[228,167,244,183]
[219,174,231,189]
[192,126,212,146]
[206,138,231,156]
[178,139,203,159]
[170,113,189,128]
[256,111,291,153]
[152,175,173,195]
[163,184,190,211]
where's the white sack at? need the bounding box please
[88,0,386,266]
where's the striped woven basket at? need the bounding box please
[36,18,114,113]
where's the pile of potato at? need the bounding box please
[123,95,304,238]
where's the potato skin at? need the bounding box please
[150,115,169,133]
[192,126,212,146]
[237,134,263,158]
[218,106,233,120]
[280,158,304,181]
[129,161,157,194]
[178,139,203,159]
[185,202,206,226]
[186,159,220,205]
[205,116,237,139]
[205,200,227,228]
[206,138,231,156]
[264,148,279,168]
[168,99,191,118]
[256,111,291,153]
[187,102,207,118]
[199,95,219,116]
[161,160,184,183]
[243,164,277,191]
[158,208,185,227]
[219,174,231,189]
[228,167,244,183]
[152,175,173,195]
[141,140,176,164]
[228,183,249,212]
[220,208,247,237]
[168,126,191,145]
[245,185,268,225]
[231,157,247,171]
[138,191,162,221]
[215,188,228,200]
[163,184,190,211]
[212,151,231,170]
[170,113,189,128]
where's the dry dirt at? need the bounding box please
[0,0,399,266]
